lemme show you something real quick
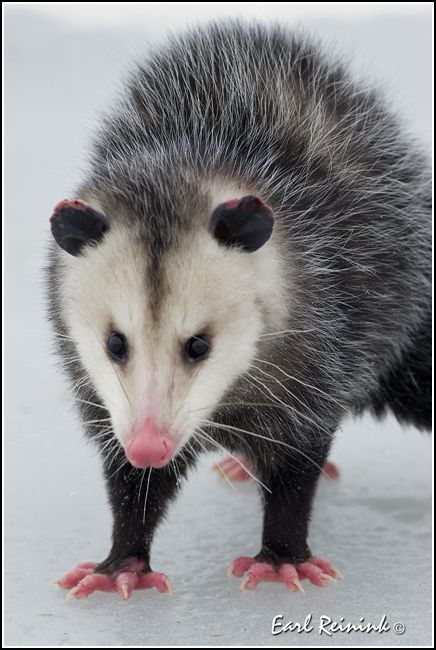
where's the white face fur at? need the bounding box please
[59,192,288,463]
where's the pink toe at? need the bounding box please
[297,561,332,587]
[279,563,304,592]
[68,573,114,599]
[323,460,340,479]
[57,566,96,589]
[242,562,278,589]
[214,456,253,481]
[230,554,339,592]
[308,556,340,578]
[59,559,172,600]
[137,571,172,593]
[228,465,252,481]
[230,556,256,577]
[116,571,139,600]
[217,457,236,471]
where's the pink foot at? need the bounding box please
[213,454,252,481]
[213,456,340,481]
[54,559,172,601]
[229,555,342,591]
[322,460,340,480]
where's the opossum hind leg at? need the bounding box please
[213,456,340,481]
[372,312,432,431]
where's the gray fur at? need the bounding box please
[46,21,431,583]
[50,21,430,435]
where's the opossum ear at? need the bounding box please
[209,195,274,252]
[50,199,109,256]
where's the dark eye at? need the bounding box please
[184,334,210,363]
[107,331,128,361]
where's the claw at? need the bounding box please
[293,578,305,593]
[322,573,336,584]
[239,574,251,591]
[65,586,80,601]
[57,559,172,601]
[230,555,340,592]
[163,576,173,595]
[331,565,344,579]
[302,556,342,583]
[278,563,305,593]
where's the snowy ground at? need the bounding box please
[4,5,432,647]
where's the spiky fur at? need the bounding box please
[47,22,432,578]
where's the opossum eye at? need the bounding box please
[107,332,128,361]
[184,335,210,362]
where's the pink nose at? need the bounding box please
[125,422,174,469]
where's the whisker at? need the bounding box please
[74,398,107,410]
[196,428,272,493]
[86,424,114,431]
[106,457,129,482]
[96,436,117,462]
[142,468,152,525]
[194,435,236,489]
[188,401,311,413]
[61,357,81,366]
[82,418,112,425]
[90,427,114,440]
[245,371,332,441]
[250,364,320,416]
[71,375,92,392]
[259,328,316,338]
[253,357,345,410]
[86,321,133,411]
[243,372,308,431]
[137,467,147,504]
[172,456,183,487]
[200,419,328,478]
[32,330,76,342]
[106,441,124,472]
[211,459,236,490]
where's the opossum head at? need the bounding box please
[50,188,287,469]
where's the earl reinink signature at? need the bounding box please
[272,614,396,636]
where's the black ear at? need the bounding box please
[50,199,109,256]
[209,195,274,252]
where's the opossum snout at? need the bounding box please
[125,420,175,469]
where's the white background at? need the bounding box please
[4,3,433,646]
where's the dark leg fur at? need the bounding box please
[95,457,189,574]
[223,410,341,589]
[257,463,323,566]
[58,411,338,597]
[56,445,196,599]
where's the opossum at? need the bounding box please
[47,21,432,600]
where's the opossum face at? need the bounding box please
[52,196,286,469]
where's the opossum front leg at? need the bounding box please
[229,454,342,591]
[56,456,188,601]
